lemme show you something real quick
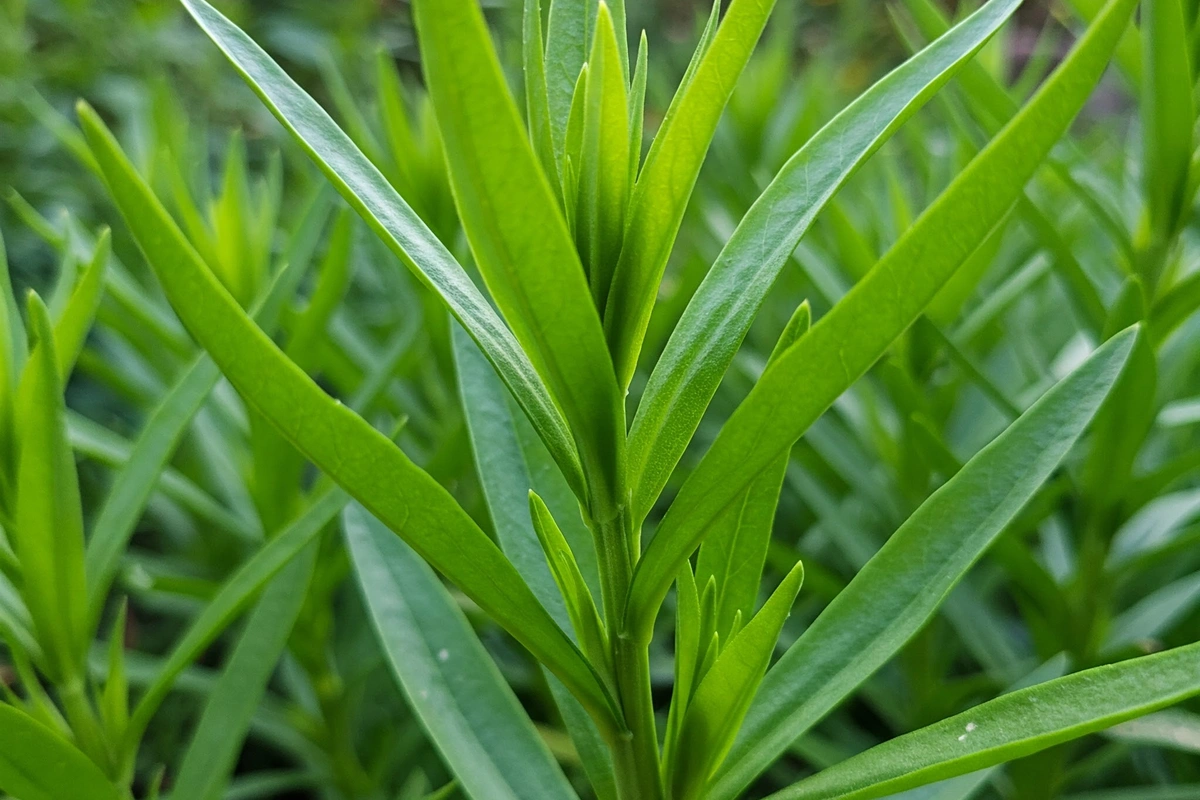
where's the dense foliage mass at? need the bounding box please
[1,0,1199,798]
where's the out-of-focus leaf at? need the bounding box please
[0,704,123,800]
[344,505,580,800]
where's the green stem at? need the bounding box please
[594,509,663,800]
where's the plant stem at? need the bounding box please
[594,508,663,800]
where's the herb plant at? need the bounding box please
[1,0,1199,797]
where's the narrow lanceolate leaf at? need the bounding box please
[0,705,124,800]
[530,492,609,670]
[171,550,316,800]
[670,561,804,800]
[124,486,350,748]
[1142,0,1195,242]
[577,2,631,309]
[523,0,557,185]
[604,0,778,389]
[14,294,89,684]
[694,302,810,639]
[85,251,311,618]
[345,506,580,800]
[626,0,1139,646]
[707,328,1138,800]
[771,642,1200,800]
[413,0,624,509]
[453,324,618,800]
[79,105,620,734]
[545,0,599,163]
[178,0,585,499]
[627,0,1020,522]
[52,228,108,382]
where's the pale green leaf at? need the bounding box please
[344,505,580,800]
[0,704,124,800]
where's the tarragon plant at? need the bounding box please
[2,0,1199,796]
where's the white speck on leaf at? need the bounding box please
[437,648,450,662]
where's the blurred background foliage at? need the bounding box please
[3,0,1199,798]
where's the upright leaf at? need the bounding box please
[14,293,89,684]
[604,0,778,388]
[670,561,804,800]
[626,0,1141,643]
[178,0,585,498]
[345,505,580,800]
[1142,0,1195,245]
[546,0,599,162]
[413,0,624,510]
[52,228,108,382]
[709,328,1138,799]
[626,0,1021,520]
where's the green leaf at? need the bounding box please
[626,0,1020,521]
[626,0,1139,645]
[770,642,1200,800]
[170,546,316,800]
[694,302,810,639]
[52,227,108,382]
[1142,0,1196,243]
[669,560,804,800]
[413,0,623,510]
[576,2,631,309]
[124,485,349,750]
[0,704,124,800]
[85,241,312,618]
[708,327,1139,800]
[524,0,558,186]
[603,0,778,388]
[627,32,648,186]
[0,227,23,506]
[530,492,609,670]
[14,292,89,684]
[344,505,580,800]
[546,0,599,164]
[79,103,620,734]
[453,322,617,799]
[178,0,585,498]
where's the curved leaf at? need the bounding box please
[78,104,620,734]
[344,505,579,800]
[178,0,585,498]
[708,327,1139,800]
[626,0,1140,645]
[771,642,1200,800]
[626,0,1020,520]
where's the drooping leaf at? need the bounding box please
[178,0,585,498]
[626,0,1140,645]
[770,642,1200,800]
[708,327,1138,799]
[344,505,580,800]
[627,0,1021,521]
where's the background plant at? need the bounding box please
[1,0,1199,798]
